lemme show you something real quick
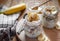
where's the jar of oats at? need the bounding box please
[43,6,58,28]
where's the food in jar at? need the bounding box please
[43,6,58,28]
[27,12,39,22]
[23,12,43,38]
[45,6,57,14]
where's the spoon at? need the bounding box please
[32,0,52,10]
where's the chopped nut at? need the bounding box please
[27,12,39,22]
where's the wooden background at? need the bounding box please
[15,0,60,41]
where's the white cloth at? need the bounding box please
[0,6,20,28]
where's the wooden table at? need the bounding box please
[13,0,60,41]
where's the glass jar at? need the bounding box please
[23,7,43,38]
[43,6,58,28]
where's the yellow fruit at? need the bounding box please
[4,3,26,15]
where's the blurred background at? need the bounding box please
[0,0,60,41]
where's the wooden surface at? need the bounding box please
[15,0,60,41]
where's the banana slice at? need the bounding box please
[56,21,60,29]
[38,34,50,41]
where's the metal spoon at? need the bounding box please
[32,0,52,10]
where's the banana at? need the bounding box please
[3,3,26,15]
